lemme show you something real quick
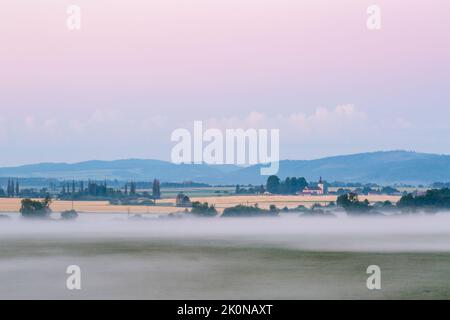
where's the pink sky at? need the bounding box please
[0,1,449,165]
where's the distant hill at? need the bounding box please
[0,159,240,183]
[225,151,450,185]
[1,151,450,185]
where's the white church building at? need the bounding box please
[299,177,325,195]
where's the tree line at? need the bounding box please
[58,179,162,200]
[337,188,450,215]
[266,175,309,194]
[0,179,20,197]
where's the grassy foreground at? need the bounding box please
[0,238,449,299]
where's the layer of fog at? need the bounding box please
[2,212,450,252]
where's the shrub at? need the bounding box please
[190,202,217,217]
[222,204,278,217]
[61,210,78,220]
[20,196,52,219]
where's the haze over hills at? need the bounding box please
[1,151,450,185]
[0,159,238,184]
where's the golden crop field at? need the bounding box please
[0,198,179,215]
[0,194,401,215]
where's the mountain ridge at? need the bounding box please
[1,151,450,185]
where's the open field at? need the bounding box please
[158,186,235,198]
[1,216,450,299]
[0,194,401,214]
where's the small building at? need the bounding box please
[299,177,325,195]
[176,193,192,207]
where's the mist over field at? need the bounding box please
[1,213,450,299]
[2,213,450,252]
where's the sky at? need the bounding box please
[0,0,449,166]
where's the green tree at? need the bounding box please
[266,175,280,194]
[8,179,14,197]
[130,182,136,195]
[337,193,371,214]
[152,179,161,199]
[6,179,11,197]
[259,184,265,194]
[291,177,308,194]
